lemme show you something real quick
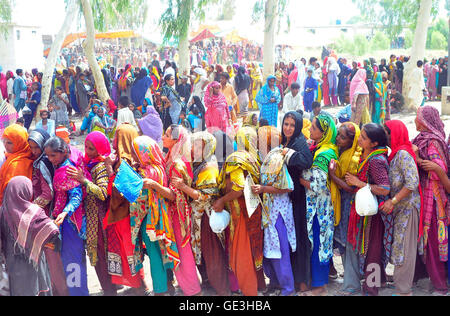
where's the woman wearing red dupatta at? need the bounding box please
[382,120,421,296]
[148,125,201,296]
[344,123,392,296]
[412,106,450,295]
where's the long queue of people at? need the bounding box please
[1,99,450,296]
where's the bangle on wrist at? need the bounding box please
[392,197,398,205]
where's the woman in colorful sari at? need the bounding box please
[161,74,183,131]
[148,125,201,296]
[412,106,449,295]
[298,114,338,296]
[0,176,60,296]
[328,123,362,268]
[0,124,34,206]
[381,120,421,296]
[44,137,89,296]
[281,111,313,293]
[66,131,117,296]
[327,57,340,107]
[253,126,296,296]
[172,131,231,295]
[350,69,371,127]
[372,72,386,124]
[344,123,392,296]
[90,106,117,140]
[102,124,148,294]
[28,129,69,296]
[213,126,265,296]
[130,136,180,296]
[255,76,281,128]
[204,81,233,136]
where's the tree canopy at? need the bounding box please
[352,0,440,42]
[0,0,13,38]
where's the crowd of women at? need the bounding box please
[1,96,450,296]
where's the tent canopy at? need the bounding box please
[189,29,216,43]
[44,30,139,57]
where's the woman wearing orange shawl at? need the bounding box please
[0,124,33,205]
[214,126,265,296]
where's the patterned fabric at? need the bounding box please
[260,147,296,259]
[131,136,180,270]
[53,159,86,239]
[347,148,393,263]
[85,162,109,267]
[303,167,334,263]
[389,150,421,266]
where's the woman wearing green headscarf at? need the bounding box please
[299,113,338,296]
[372,72,386,124]
[364,59,374,80]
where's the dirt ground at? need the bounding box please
[68,100,449,296]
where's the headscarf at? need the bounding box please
[204,81,227,110]
[118,64,132,91]
[84,131,111,168]
[190,96,206,130]
[257,126,281,158]
[28,129,54,194]
[236,126,259,160]
[212,129,234,170]
[349,69,369,102]
[137,104,163,144]
[115,123,139,165]
[312,114,340,225]
[385,120,424,240]
[191,131,217,184]
[0,124,33,206]
[364,59,374,79]
[413,106,449,168]
[333,122,362,226]
[0,176,59,268]
[165,125,192,175]
[107,99,117,116]
[132,135,180,269]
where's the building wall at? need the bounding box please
[0,25,44,72]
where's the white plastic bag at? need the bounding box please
[355,185,378,217]
[244,175,260,218]
[209,210,231,234]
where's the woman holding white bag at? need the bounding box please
[344,123,393,296]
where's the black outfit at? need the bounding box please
[281,111,314,287]
[177,83,192,103]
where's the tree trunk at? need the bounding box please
[39,0,79,118]
[263,0,278,81]
[80,0,110,104]
[403,0,432,111]
[177,0,192,76]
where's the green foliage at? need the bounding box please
[0,0,13,38]
[159,0,217,45]
[252,0,290,33]
[352,0,440,42]
[332,33,370,56]
[426,17,448,49]
[218,0,236,20]
[430,30,446,49]
[404,29,414,48]
[370,31,390,51]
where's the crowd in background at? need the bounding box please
[0,46,450,297]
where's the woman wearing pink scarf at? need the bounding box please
[349,69,370,126]
[204,81,233,136]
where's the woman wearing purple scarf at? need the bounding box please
[0,176,60,296]
[412,105,450,295]
[137,103,163,147]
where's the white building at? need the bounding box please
[0,23,45,72]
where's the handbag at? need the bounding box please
[113,160,143,204]
[355,184,378,216]
[22,104,32,115]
